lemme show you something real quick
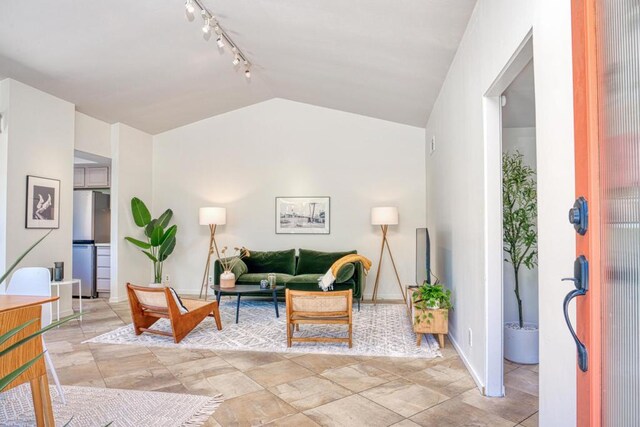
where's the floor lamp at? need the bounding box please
[199,207,226,300]
[371,207,406,304]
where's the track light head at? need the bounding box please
[216,37,225,48]
[232,56,240,66]
[245,69,251,79]
[185,0,195,14]
[202,18,211,34]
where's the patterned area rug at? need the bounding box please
[0,384,221,426]
[85,301,441,359]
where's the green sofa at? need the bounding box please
[213,249,364,308]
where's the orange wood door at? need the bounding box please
[572,0,640,425]
[571,0,601,425]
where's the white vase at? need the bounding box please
[220,271,236,289]
[504,322,539,364]
[149,283,164,288]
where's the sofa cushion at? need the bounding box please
[243,249,296,275]
[335,263,355,283]
[236,273,294,285]
[296,249,357,275]
[287,274,323,285]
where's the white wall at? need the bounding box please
[75,111,111,158]
[502,127,538,325]
[0,81,8,275]
[153,98,426,298]
[0,79,75,316]
[110,123,153,302]
[425,1,577,425]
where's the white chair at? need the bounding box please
[8,267,66,404]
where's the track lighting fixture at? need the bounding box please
[184,0,252,77]
[185,0,195,14]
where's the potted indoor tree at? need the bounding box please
[503,151,538,364]
[125,197,177,286]
[409,280,452,349]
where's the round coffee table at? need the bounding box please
[210,284,285,324]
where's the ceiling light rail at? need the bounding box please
[185,0,251,78]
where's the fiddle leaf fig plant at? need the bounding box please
[125,197,177,283]
[503,151,538,329]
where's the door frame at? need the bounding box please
[571,0,602,424]
[483,32,533,397]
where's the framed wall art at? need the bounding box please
[26,175,60,229]
[276,197,330,234]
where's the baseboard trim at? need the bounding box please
[448,332,486,395]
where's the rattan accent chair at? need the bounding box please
[285,289,353,348]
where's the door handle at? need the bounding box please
[561,255,589,372]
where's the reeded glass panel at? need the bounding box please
[598,1,640,425]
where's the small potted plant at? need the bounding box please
[218,247,250,288]
[409,280,452,348]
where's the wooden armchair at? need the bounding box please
[286,289,353,348]
[126,283,222,343]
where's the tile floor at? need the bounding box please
[44,298,539,426]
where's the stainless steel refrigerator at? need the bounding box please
[72,191,110,298]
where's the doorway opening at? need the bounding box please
[500,60,540,399]
[483,33,540,398]
[72,150,112,301]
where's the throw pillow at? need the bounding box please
[335,263,355,283]
[169,287,188,314]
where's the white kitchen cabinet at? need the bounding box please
[84,167,110,187]
[96,246,111,293]
[74,167,85,187]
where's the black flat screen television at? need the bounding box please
[416,228,431,285]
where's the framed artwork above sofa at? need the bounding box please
[276,196,330,234]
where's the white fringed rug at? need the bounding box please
[85,301,441,359]
[0,384,221,427]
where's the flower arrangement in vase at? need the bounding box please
[219,247,250,288]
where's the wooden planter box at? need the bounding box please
[407,287,448,348]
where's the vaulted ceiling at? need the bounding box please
[0,0,476,134]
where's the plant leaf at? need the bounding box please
[0,230,51,285]
[144,219,158,239]
[156,209,173,229]
[131,197,151,227]
[0,319,38,346]
[124,237,151,250]
[0,353,44,391]
[149,225,164,247]
[160,224,177,245]
[158,236,176,262]
[142,251,158,263]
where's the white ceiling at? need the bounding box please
[502,61,536,128]
[0,0,476,134]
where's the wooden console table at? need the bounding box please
[0,295,59,427]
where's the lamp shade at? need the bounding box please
[371,207,398,225]
[199,207,226,225]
